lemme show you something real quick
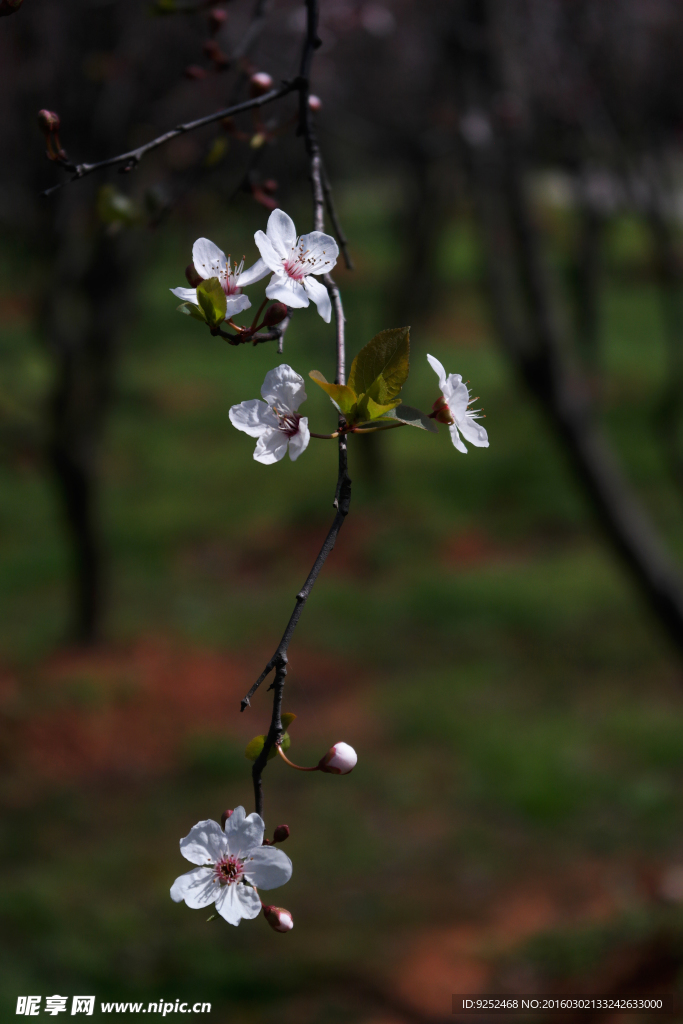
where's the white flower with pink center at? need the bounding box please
[242,209,339,322]
[170,237,267,319]
[170,807,292,927]
[427,354,489,454]
[229,364,310,465]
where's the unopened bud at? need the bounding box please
[0,0,24,16]
[318,741,357,775]
[273,824,290,843]
[262,904,294,932]
[185,65,208,80]
[185,263,202,288]
[38,109,60,133]
[308,94,322,112]
[261,179,277,195]
[220,808,234,828]
[203,39,228,68]
[431,395,454,425]
[250,72,273,97]
[262,302,288,327]
[208,6,227,32]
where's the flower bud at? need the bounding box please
[262,302,288,327]
[273,824,290,843]
[185,263,202,288]
[185,65,208,80]
[249,72,273,97]
[0,0,24,16]
[318,741,357,775]
[308,94,322,112]
[431,395,454,425]
[203,39,228,68]
[220,808,234,828]
[261,179,277,195]
[38,109,60,133]
[262,904,293,932]
[208,6,227,32]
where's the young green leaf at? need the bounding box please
[309,370,358,416]
[245,732,291,762]
[177,302,208,323]
[347,327,410,403]
[389,403,439,432]
[196,276,227,328]
[356,393,401,423]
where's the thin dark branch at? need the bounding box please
[41,81,297,197]
[322,160,354,270]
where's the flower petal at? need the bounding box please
[254,232,286,273]
[458,413,489,448]
[225,293,251,316]
[261,364,307,413]
[266,208,297,259]
[303,275,331,323]
[235,883,262,920]
[179,819,228,865]
[288,416,310,461]
[448,423,468,454]
[170,865,217,908]
[170,286,198,303]
[443,375,470,419]
[192,238,227,280]
[254,429,289,465]
[265,273,310,308]
[224,805,265,857]
[296,231,339,276]
[229,399,277,438]
[243,846,293,890]
[237,257,270,287]
[426,354,447,391]
[214,882,244,926]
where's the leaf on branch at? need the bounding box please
[281,712,297,729]
[245,732,291,762]
[177,302,207,323]
[356,393,401,423]
[347,327,410,404]
[309,371,358,417]
[389,404,439,432]
[196,277,227,328]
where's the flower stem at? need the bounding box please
[276,744,320,771]
[351,422,406,434]
[310,431,340,439]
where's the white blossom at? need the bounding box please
[229,364,310,465]
[171,237,266,319]
[170,807,292,927]
[319,741,357,774]
[241,209,339,323]
[427,354,489,454]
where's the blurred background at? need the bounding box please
[4,0,683,1020]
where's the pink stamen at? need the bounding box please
[213,854,244,887]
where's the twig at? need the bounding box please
[322,160,354,270]
[41,81,298,197]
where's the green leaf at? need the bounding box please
[309,371,357,417]
[196,277,227,328]
[356,393,401,423]
[281,712,297,730]
[347,327,410,404]
[177,302,207,323]
[389,403,439,432]
[244,732,291,762]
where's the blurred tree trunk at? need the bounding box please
[42,185,129,644]
[449,0,683,655]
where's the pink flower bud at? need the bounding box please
[273,824,290,843]
[262,302,288,327]
[203,39,228,68]
[262,904,294,932]
[250,72,273,97]
[308,94,322,112]
[318,741,357,775]
[208,6,227,32]
[220,808,234,828]
[38,109,60,133]
[431,395,454,425]
[0,0,24,16]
